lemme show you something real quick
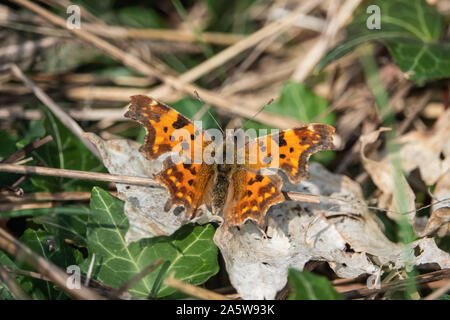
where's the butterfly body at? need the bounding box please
[125,95,335,229]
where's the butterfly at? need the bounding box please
[125,95,335,229]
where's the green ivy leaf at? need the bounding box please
[318,0,449,82]
[84,187,219,298]
[28,108,106,192]
[266,81,335,125]
[118,6,167,29]
[288,268,343,300]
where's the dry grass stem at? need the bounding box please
[8,64,101,159]
[0,164,161,188]
[0,164,323,204]
[1,136,53,164]
[164,273,231,300]
[291,0,362,81]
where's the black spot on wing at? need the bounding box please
[172,114,190,129]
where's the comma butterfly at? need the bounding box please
[125,95,335,229]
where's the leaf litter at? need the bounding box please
[86,130,450,300]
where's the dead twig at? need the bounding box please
[423,279,450,300]
[10,0,304,129]
[0,163,320,204]
[8,64,101,160]
[0,163,160,188]
[0,191,116,203]
[145,0,321,102]
[0,202,53,212]
[1,136,53,164]
[1,264,123,299]
[291,0,362,82]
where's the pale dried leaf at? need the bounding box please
[215,163,449,299]
[419,170,450,237]
[359,128,416,223]
[87,134,450,300]
[398,110,450,185]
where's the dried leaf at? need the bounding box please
[419,170,450,237]
[398,110,450,185]
[214,163,449,299]
[359,128,416,223]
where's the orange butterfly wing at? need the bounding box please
[125,95,215,218]
[220,124,335,228]
[222,168,284,228]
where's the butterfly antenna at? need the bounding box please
[194,90,224,134]
[208,110,225,134]
[242,98,274,129]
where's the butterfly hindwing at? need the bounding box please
[158,158,216,218]
[222,168,284,228]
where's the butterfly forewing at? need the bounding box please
[245,124,335,183]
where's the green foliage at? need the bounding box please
[24,108,106,192]
[202,0,258,33]
[0,252,16,299]
[318,0,450,83]
[16,229,82,300]
[266,82,335,125]
[83,187,219,298]
[288,268,343,300]
[33,207,91,248]
[117,6,167,28]
[171,98,220,130]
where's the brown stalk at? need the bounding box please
[0,164,160,188]
[0,191,116,203]
[117,258,164,296]
[1,136,53,164]
[8,64,101,160]
[0,202,53,212]
[291,0,362,82]
[0,163,321,204]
